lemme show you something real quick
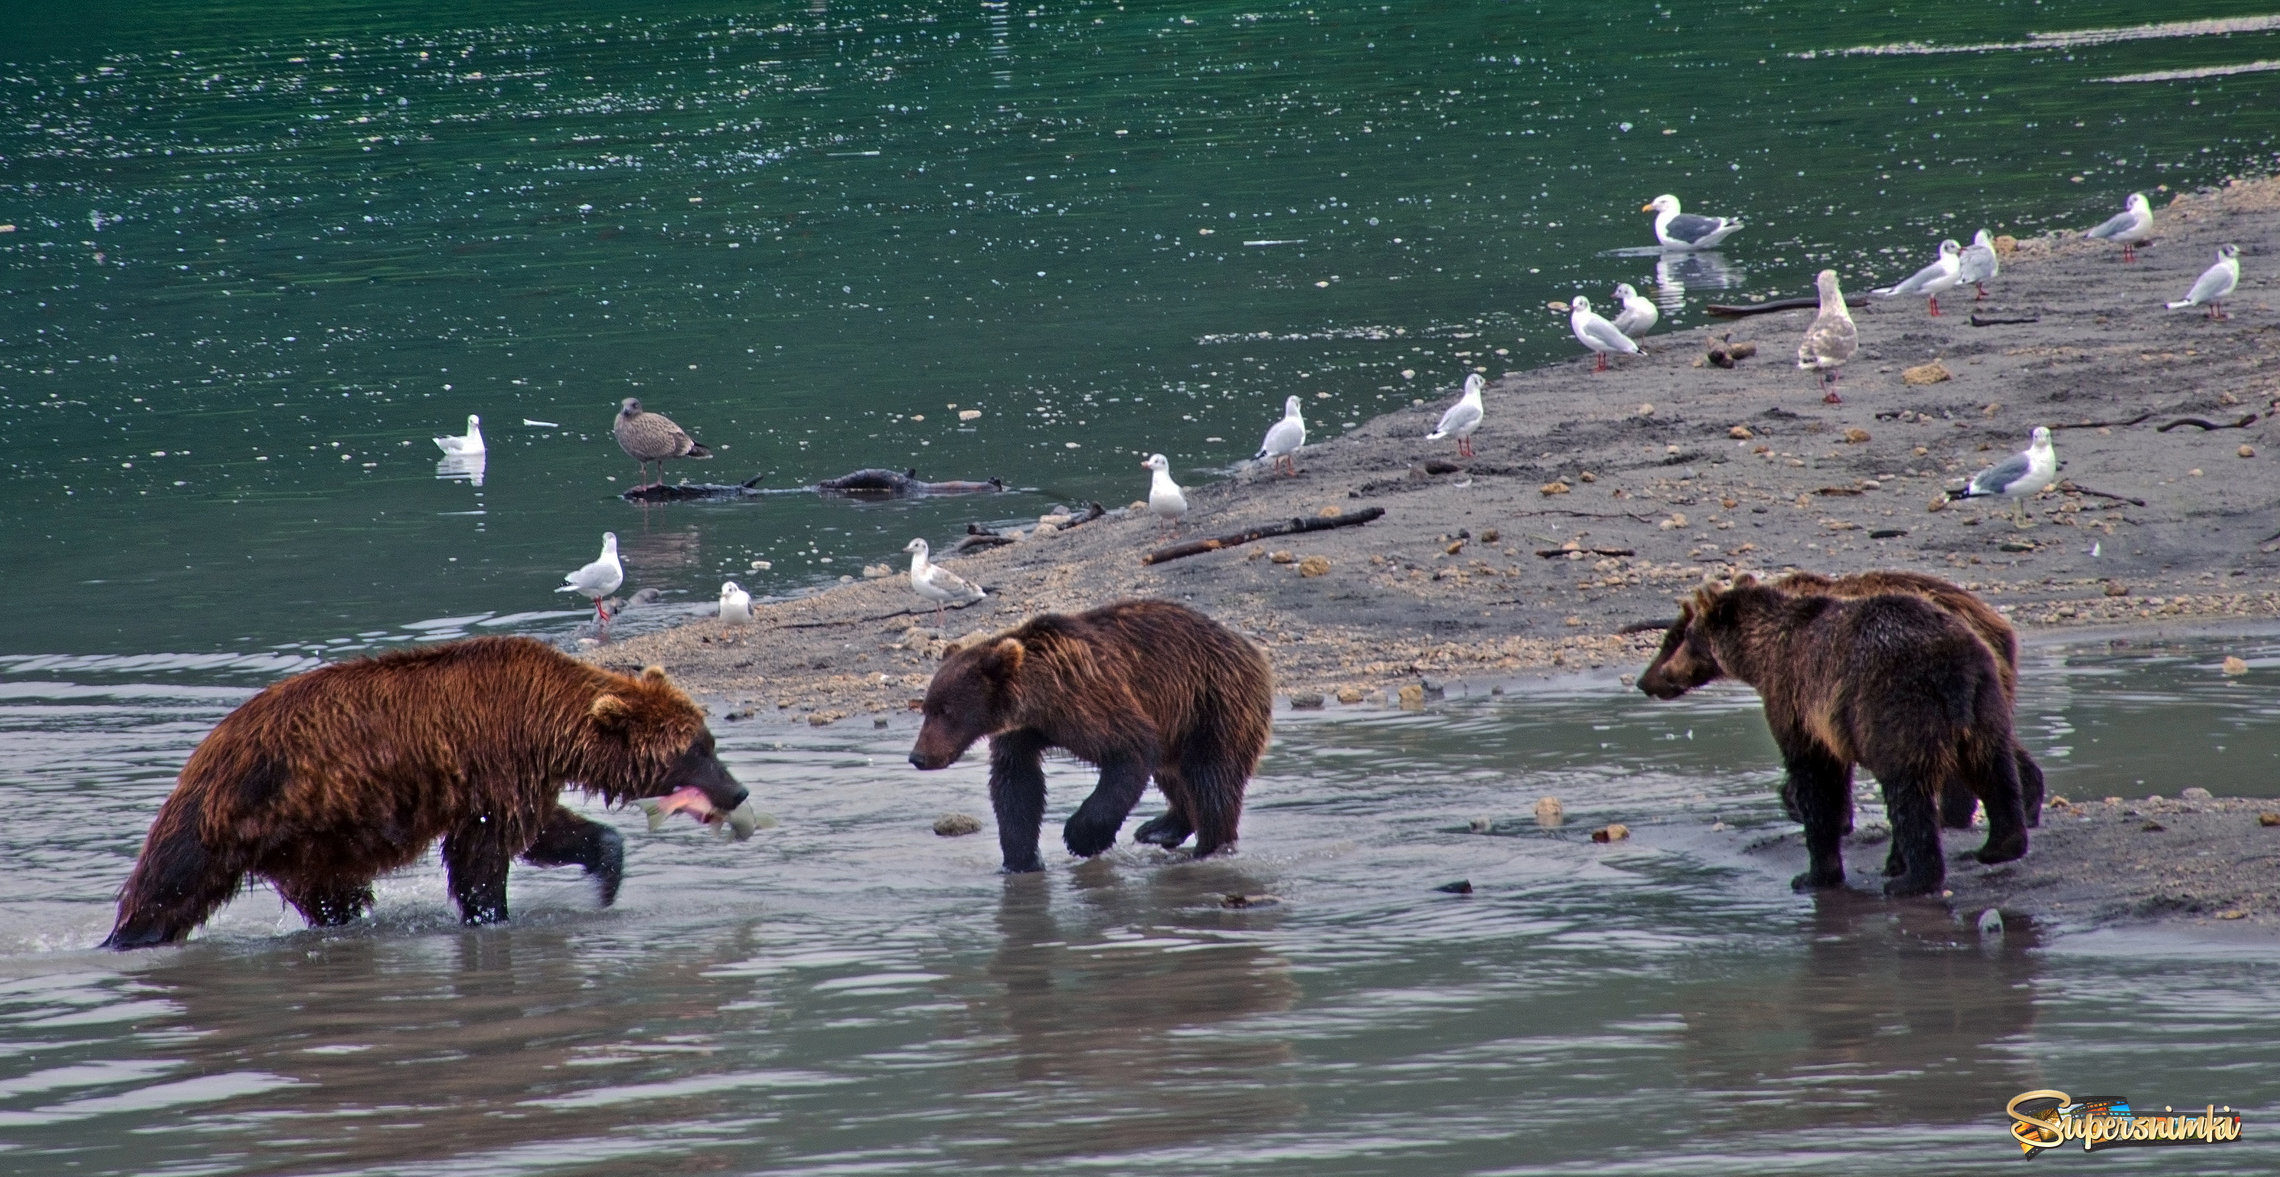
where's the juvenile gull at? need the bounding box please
[1426,373,1485,457]
[1256,394,1307,476]
[1610,282,1659,338]
[719,580,752,625]
[2166,243,2240,319]
[1643,194,1744,251]
[1956,427,2057,527]
[903,539,986,622]
[1959,229,2001,300]
[2086,192,2154,262]
[1569,296,1641,372]
[613,397,712,490]
[1141,453,1188,534]
[556,532,625,624]
[433,414,485,456]
[1873,239,1963,316]
[1796,269,1860,404]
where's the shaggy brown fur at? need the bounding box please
[908,599,1273,872]
[1638,576,2027,897]
[104,636,745,948]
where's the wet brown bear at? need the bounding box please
[907,599,1273,873]
[1637,576,2027,897]
[104,636,747,948]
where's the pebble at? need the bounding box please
[1534,796,1565,827]
[2240,445,2257,459]
[1468,816,1495,834]
[1299,556,1331,577]
[2182,787,2214,801]
[1902,361,1952,386]
[1336,686,1366,704]
[1976,908,2004,937]
[2222,655,2249,675]
[1289,692,1326,710]
[1435,879,1474,894]
[2260,813,2280,827]
[1269,550,1297,564]
[1591,823,1630,843]
[933,813,984,837]
[1397,683,1425,710]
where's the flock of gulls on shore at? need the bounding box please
[489,190,2244,630]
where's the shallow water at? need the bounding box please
[2,632,2276,1173]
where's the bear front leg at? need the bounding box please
[1064,754,1151,859]
[520,805,626,907]
[273,875,377,927]
[1781,744,1852,892]
[988,732,1050,874]
[441,821,515,924]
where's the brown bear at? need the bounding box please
[907,599,1273,873]
[103,636,748,948]
[1637,576,2027,897]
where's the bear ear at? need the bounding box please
[590,693,634,730]
[1688,584,1720,617]
[640,666,669,685]
[987,637,1026,675]
[1730,571,1759,590]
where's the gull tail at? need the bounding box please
[687,442,713,459]
[2165,298,2196,309]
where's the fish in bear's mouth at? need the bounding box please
[636,787,770,841]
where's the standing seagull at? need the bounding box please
[433,414,485,456]
[1141,453,1188,535]
[1959,229,2001,300]
[902,539,986,623]
[1642,194,1744,251]
[2167,243,2240,319]
[1426,373,1486,457]
[1610,282,1659,339]
[613,398,712,490]
[1569,296,1641,372]
[1796,269,1860,404]
[2086,192,2154,263]
[719,581,752,625]
[1873,239,1963,316]
[557,532,625,625]
[1955,427,2058,528]
[1256,395,1307,476]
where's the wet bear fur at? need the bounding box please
[1637,576,2028,897]
[908,599,1273,872]
[104,636,746,948]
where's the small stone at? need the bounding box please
[1707,346,1735,369]
[1540,480,1571,496]
[1289,692,1326,710]
[1728,425,1754,440]
[1534,797,1564,827]
[1445,540,1465,555]
[1998,540,2035,553]
[2189,468,2204,478]
[1467,815,1494,834]
[874,717,889,728]
[1901,360,1952,386]
[2141,819,2166,832]
[2181,787,2213,801]
[1721,497,1739,509]
[1563,615,1583,627]
[1221,893,1281,908]
[1397,683,1425,710]
[2259,812,2280,827]
[1298,555,1331,577]
[1636,403,1654,416]
[1591,823,1630,843]
[807,713,833,727]
[1578,471,1596,483]
[2223,655,2249,675]
[1976,908,2004,936]
[1480,528,1500,543]
[1336,686,1366,704]
[1269,550,1297,564]
[1726,341,1758,360]
[2239,445,2257,459]
[2104,582,2130,597]
[1317,505,1343,518]
[863,563,893,578]
[1992,234,2018,257]
[1842,427,1870,444]
[933,813,984,837]
[1927,497,1948,512]
[2217,909,2248,920]
[1434,879,1474,894]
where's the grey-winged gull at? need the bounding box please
[2166,243,2240,319]
[1610,282,1659,338]
[557,532,625,624]
[903,539,987,622]
[1955,427,2057,527]
[1141,453,1188,534]
[1256,394,1307,476]
[1796,269,1860,404]
[1569,295,1641,372]
[1643,194,1744,251]
[614,397,712,489]
[2086,193,2154,263]
[433,414,485,456]
[1426,373,1485,456]
[1959,229,2001,300]
[1873,239,1964,316]
[719,580,752,625]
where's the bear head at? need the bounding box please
[908,636,1026,770]
[588,666,748,814]
[1636,580,1743,700]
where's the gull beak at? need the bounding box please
[1641,203,1656,212]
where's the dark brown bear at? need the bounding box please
[1637,576,2027,897]
[907,599,1273,873]
[103,636,747,948]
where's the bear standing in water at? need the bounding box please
[105,637,749,948]
[1638,576,2028,897]
[908,599,1273,873]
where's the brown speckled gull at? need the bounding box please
[613,397,711,489]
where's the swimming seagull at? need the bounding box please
[1959,229,2001,300]
[1569,296,1641,372]
[613,398,712,490]
[1873,239,1963,316]
[1955,427,2057,528]
[1610,282,1659,339]
[2086,192,2154,263]
[2166,243,2240,319]
[1141,453,1188,534]
[1256,395,1307,476]
[903,538,986,622]
[1796,269,1860,404]
[1643,194,1744,251]
[1426,373,1485,457]
[557,532,625,624]
[433,414,485,456]
[719,580,752,625]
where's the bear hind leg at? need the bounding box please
[1175,760,1247,861]
[1782,745,1851,892]
[1063,754,1150,859]
[1133,765,1194,848]
[441,825,515,925]
[274,875,376,927]
[1968,742,2029,866]
[2014,743,2045,829]
[521,805,626,907]
[1879,771,1946,898]
[1938,782,1978,830]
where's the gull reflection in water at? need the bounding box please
[1655,250,1744,313]
[434,452,487,487]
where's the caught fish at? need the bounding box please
[636,788,775,841]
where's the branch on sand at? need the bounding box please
[1140,507,1386,565]
[2056,480,2147,507]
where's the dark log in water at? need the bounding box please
[621,469,1008,503]
[621,474,772,502]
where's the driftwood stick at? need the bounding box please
[1140,507,1386,565]
[1968,314,2042,327]
[1509,508,1660,523]
[2056,480,2147,507]
[1536,547,1637,559]
[773,604,975,630]
[2156,413,2260,432]
[1705,295,1868,318]
[1619,618,1678,635]
[2050,412,2155,431]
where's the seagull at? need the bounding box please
[433,414,485,456]
[1796,269,1860,404]
[1141,453,1188,534]
[1959,229,2001,300]
[613,398,711,490]
[2086,192,2154,263]
[719,581,752,625]
[1873,239,1963,316]
[2167,243,2240,319]
[1256,395,1307,476]
[557,532,625,625]
[1955,427,2057,528]
[1610,282,1659,339]
[1643,194,1744,251]
[903,538,986,622]
[1569,296,1641,372]
[1426,373,1485,457]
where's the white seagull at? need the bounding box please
[1874,239,1964,316]
[2167,244,2240,319]
[1426,373,1485,457]
[1141,453,1188,534]
[1569,295,1641,372]
[903,538,986,622]
[1256,395,1307,476]
[719,580,752,625]
[1610,282,1659,339]
[1796,269,1860,404]
[1956,427,2058,528]
[2086,192,2154,263]
[433,414,485,456]
[557,532,625,625]
[1959,229,2001,301]
[1643,194,1744,251]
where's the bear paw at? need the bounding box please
[1063,819,1120,859]
[1790,868,1846,892]
[1882,873,1943,898]
[998,855,1046,875]
[1132,813,1193,848]
[1973,835,2027,866]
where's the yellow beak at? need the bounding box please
[1641,203,1657,212]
